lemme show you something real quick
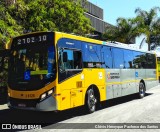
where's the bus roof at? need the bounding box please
[58,32,153,54]
[11,31,154,54]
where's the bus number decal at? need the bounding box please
[16,35,47,45]
[22,38,26,44]
[25,94,35,98]
[39,35,47,42]
[27,38,31,43]
[31,37,35,43]
[17,39,21,45]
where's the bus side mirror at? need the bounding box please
[63,52,68,62]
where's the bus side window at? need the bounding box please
[146,53,156,69]
[73,51,82,69]
[59,49,73,70]
[113,48,124,68]
[63,50,72,69]
[58,48,82,82]
[124,50,134,69]
[101,46,113,68]
[59,49,82,70]
[133,52,147,69]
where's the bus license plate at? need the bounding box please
[18,104,26,107]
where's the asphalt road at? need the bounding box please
[1,85,160,131]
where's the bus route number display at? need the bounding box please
[17,35,47,45]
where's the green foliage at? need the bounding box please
[104,7,160,49]
[0,2,22,48]
[103,18,141,44]
[135,7,160,50]
[0,0,92,48]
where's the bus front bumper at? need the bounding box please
[8,96,57,111]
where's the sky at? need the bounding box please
[88,0,160,50]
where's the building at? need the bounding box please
[84,1,114,39]
[84,1,135,43]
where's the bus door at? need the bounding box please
[133,52,146,91]
[122,50,136,96]
[112,48,123,98]
[101,46,114,99]
[58,39,83,109]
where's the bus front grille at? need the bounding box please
[9,97,39,108]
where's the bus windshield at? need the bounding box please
[8,35,56,91]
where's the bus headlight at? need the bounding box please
[40,88,55,101]
[41,93,47,100]
[48,89,54,95]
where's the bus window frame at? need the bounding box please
[58,47,83,83]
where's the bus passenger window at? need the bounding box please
[63,51,72,69]
[74,51,82,69]
[113,48,124,68]
[59,49,73,71]
[58,48,82,82]
[124,50,134,69]
[133,52,146,69]
[59,49,82,70]
[101,46,113,68]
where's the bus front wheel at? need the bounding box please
[139,82,145,99]
[85,88,97,113]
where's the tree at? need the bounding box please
[103,17,141,44]
[0,0,93,48]
[0,1,22,48]
[135,7,160,50]
[5,0,17,6]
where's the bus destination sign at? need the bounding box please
[17,35,48,45]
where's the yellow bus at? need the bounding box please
[8,32,158,113]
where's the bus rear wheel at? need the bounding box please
[85,88,97,113]
[139,82,145,99]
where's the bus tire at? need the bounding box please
[139,82,145,99]
[85,88,97,113]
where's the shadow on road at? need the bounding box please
[0,92,153,128]
[0,106,89,129]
